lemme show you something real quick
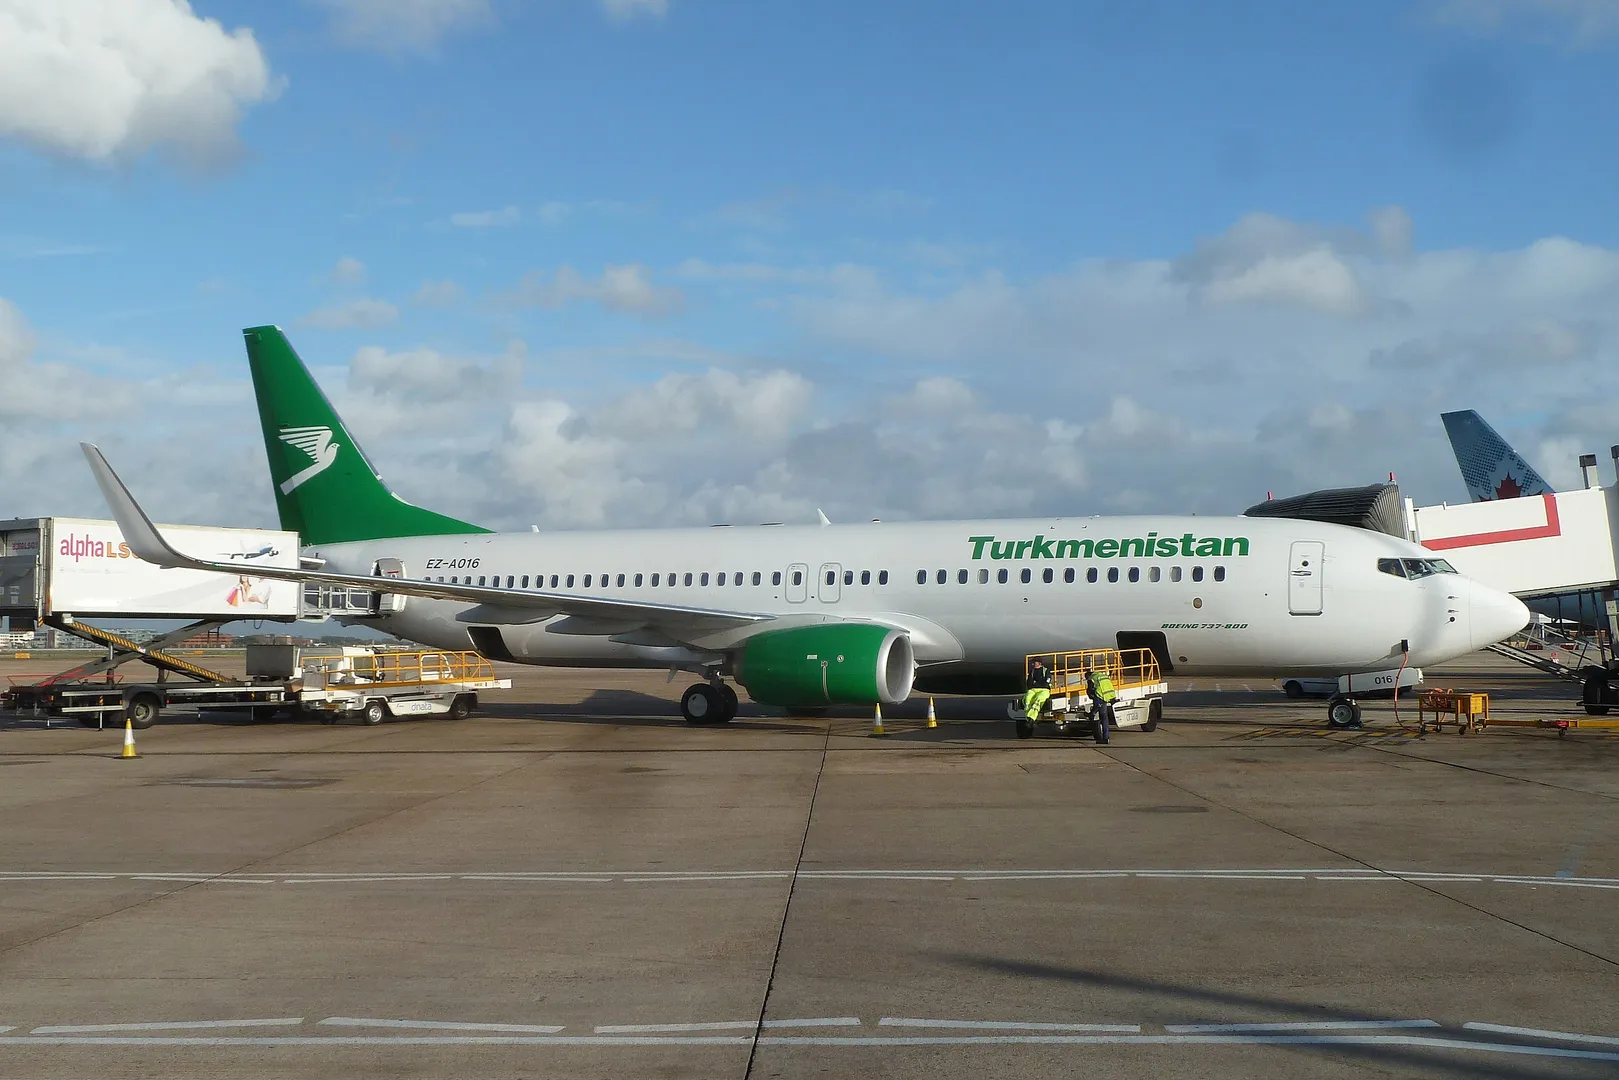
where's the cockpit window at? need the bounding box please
[1382,557,1458,580]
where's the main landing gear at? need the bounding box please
[680,679,739,725]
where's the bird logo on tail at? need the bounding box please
[277,426,340,494]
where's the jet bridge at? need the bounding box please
[1404,451,1619,714]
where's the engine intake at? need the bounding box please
[734,624,915,706]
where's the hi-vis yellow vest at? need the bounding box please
[1092,672,1117,702]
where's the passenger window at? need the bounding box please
[617,573,626,587]
[1087,568,1098,583]
[792,570,803,586]
[936,569,947,584]
[1107,568,1119,583]
[754,571,763,585]
[505,575,513,588]
[1021,568,1032,584]
[1170,566,1182,582]
[1192,566,1204,582]
[979,569,989,583]
[634,573,643,587]
[684,573,693,586]
[583,574,591,587]
[602,573,610,588]
[1214,566,1226,582]
[1042,568,1053,583]
[860,570,870,585]
[879,570,889,585]
[566,574,575,588]
[1128,567,1140,583]
[917,570,927,584]
[1149,567,1161,582]
[550,575,559,588]
[998,569,1008,584]
[700,572,710,586]
[1064,567,1075,583]
[718,573,727,587]
[773,571,783,586]
[844,570,853,585]
[958,569,969,584]
[651,573,660,586]
[450,576,457,584]
[521,575,529,588]
[828,570,837,585]
[477,575,485,586]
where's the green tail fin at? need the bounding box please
[243,325,490,546]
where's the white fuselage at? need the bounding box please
[305,514,1528,684]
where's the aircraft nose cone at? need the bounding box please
[1469,579,1530,650]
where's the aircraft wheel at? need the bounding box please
[1326,695,1362,729]
[716,683,739,724]
[1142,698,1162,732]
[681,683,722,725]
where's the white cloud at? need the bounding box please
[504,264,684,318]
[350,340,523,400]
[312,0,494,52]
[602,0,668,22]
[411,279,462,307]
[298,298,399,329]
[450,205,521,228]
[330,256,366,285]
[1430,0,1619,45]
[0,0,279,167]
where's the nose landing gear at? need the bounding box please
[680,678,739,725]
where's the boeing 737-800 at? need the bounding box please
[79,327,1530,729]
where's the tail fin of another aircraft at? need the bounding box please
[243,325,489,546]
[1440,410,1555,502]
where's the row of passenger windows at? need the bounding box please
[917,565,1227,585]
[432,565,1227,589]
[437,569,893,588]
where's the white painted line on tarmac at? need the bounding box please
[880,1018,1141,1032]
[1166,1020,1440,1033]
[0,1035,753,1046]
[319,1017,564,1033]
[1464,1022,1619,1047]
[1,1032,1617,1059]
[595,1021,756,1033]
[0,1027,11,1034]
[762,1017,862,1029]
[461,875,613,883]
[31,1018,304,1034]
[284,876,456,884]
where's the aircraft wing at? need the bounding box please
[80,443,771,637]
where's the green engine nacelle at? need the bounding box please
[734,624,916,707]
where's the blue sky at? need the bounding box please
[2,0,1618,533]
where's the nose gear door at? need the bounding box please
[1288,541,1324,616]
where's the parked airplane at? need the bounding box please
[1441,410,1553,502]
[1442,408,1614,629]
[79,327,1531,730]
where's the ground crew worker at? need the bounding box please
[1086,664,1117,730]
[1023,657,1052,721]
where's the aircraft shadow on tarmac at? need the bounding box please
[940,953,1602,1079]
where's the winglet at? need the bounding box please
[79,443,208,571]
[816,508,831,526]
